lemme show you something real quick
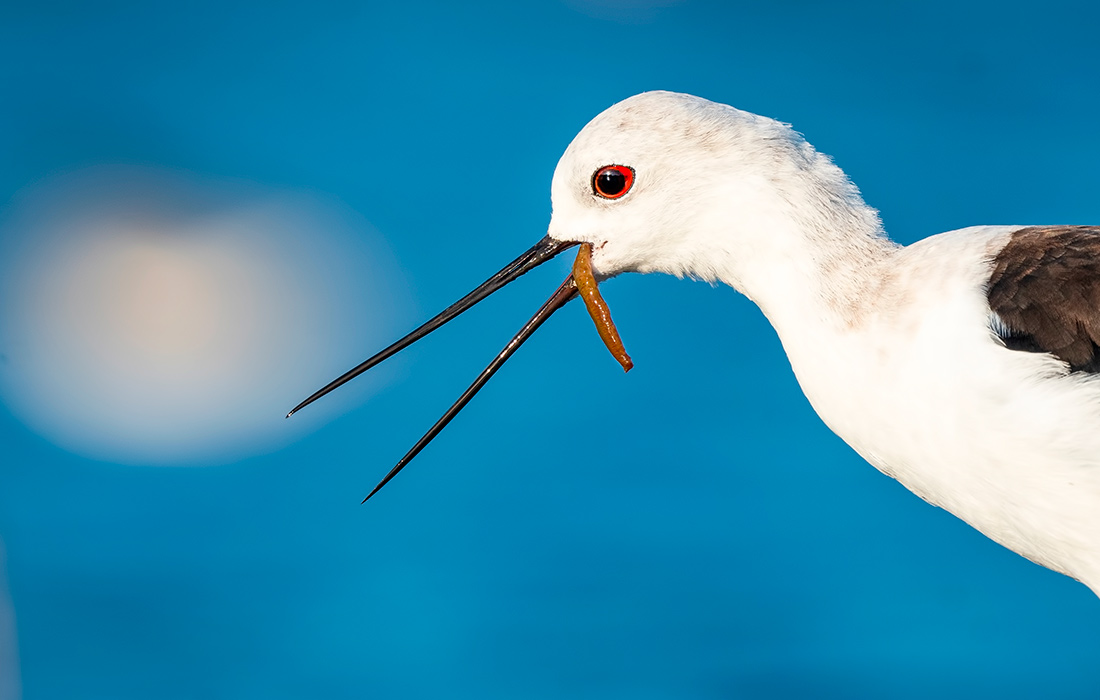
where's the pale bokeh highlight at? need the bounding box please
[0,166,407,465]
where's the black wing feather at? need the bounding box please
[988,225,1100,372]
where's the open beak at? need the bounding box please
[287,234,633,502]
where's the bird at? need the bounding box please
[289,90,1100,597]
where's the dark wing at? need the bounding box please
[988,226,1100,372]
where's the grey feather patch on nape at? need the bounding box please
[987,226,1100,372]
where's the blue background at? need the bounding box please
[2,1,1100,698]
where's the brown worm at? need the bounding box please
[572,243,633,372]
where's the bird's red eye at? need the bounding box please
[592,165,635,199]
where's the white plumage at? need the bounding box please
[547,91,1100,595]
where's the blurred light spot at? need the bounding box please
[0,166,408,465]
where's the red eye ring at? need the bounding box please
[592,165,635,199]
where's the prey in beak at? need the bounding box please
[287,236,633,501]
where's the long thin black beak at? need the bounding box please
[286,235,578,418]
[361,275,579,502]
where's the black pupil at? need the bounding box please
[597,168,626,196]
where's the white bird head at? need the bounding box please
[547,91,883,299]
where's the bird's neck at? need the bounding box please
[715,171,898,335]
[712,189,899,458]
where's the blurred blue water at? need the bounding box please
[1,1,1099,698]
